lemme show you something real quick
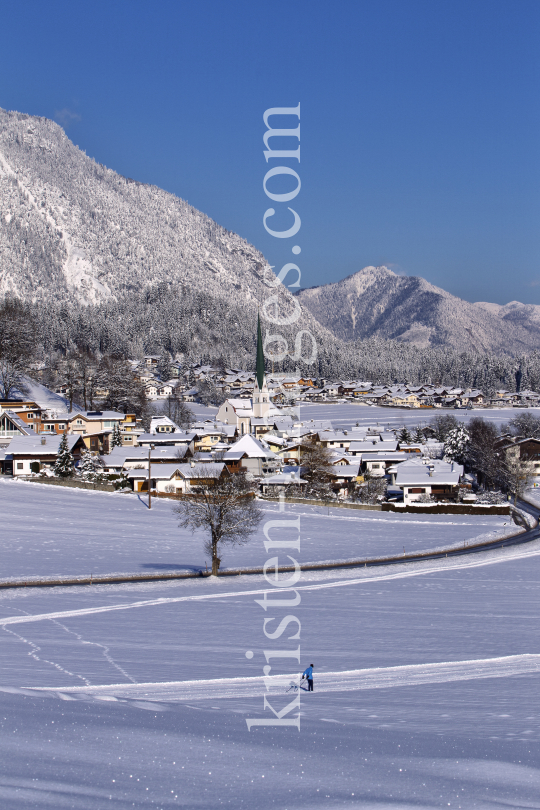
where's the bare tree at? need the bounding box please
[502,454,536,504]
[55,353,80,412]
[509,412,540,439]
[356,473,387,504]
[166,395,195,429]
[466,417,501,489]
[299,436,334,497]
[175,468,263,575]
[429,414,459,442]
[73,350,98,410]
[0,298,35,399]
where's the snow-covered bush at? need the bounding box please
[476,489,507,504]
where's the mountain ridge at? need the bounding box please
[296,266,540,355]
[0,106,338,365]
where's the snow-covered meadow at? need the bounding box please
[2,535,540,808]
[0,478,512,581]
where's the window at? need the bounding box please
[27,413,34,419]
[16,462,23,470]
[76,419,83,425]
[58,424,65,430]
[104,421,115,428]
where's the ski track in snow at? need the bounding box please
[22,654,540,702]
[2,606,136,685]
[2,624,90,686]
[1,538,539,629]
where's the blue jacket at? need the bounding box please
[303,666,313,679]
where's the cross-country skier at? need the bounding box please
[302,663,314,692]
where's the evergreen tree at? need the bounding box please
[78,450,104,482]
[54,432,75,478]
[111,422,123,448]
[413,425,425,444]
[443,425,471,464]
[398,427,412,444]
[157,352,173,382]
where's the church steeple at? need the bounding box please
[253,313,270,419]
[256,312,265,389]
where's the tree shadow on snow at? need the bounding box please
[139,563,203,572]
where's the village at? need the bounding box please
[122,354,539,409]
[1,324,539,510]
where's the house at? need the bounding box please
[40,410,126,438]
[0,400,44,434]
[80,430,112,455]
[136,431,194,449]
[102,445,189,474]
[391,393,420,408]
[223,434,279,476]
[317,431,351,449]
[0,409,37,445]
[149,415,181,434]
[497,437,540,475]
[398,443,423,454]
[2,434,86,476]
[127,461,227,494]
[360,451,408,477]
[260,469,306,495]
[328,463,362,495]
[393,458,463,505]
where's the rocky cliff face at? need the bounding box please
[296,266,540,354]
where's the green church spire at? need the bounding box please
[256,312,265,389]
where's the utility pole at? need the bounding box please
[148,443,155,509]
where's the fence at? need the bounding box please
[24,477,117,493]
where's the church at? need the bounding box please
[216,315,283,437]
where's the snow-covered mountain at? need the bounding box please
[1,106,538,365]
[296,266,540,354]
[0,107,274,305]
[0,106,335,365]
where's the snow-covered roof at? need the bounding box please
[2,410,36,436]
[136,432,192,445]
[360,452,408,462]
[225,434,278,460]
[149,415,181,433]
[54,410,125,422]
[263,472,307,485]
[349,441,398,452]
[104,446,187,464]
[394,459,463,487]
[7,434,82,456]
[128,462,226,480]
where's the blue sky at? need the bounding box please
[1,0,539,305]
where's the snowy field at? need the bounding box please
[2,536,540,808]
[0,478,512,581]
[0,467,538,808]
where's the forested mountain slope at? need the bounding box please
[0,106,333,364]
[297,266,540,354]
